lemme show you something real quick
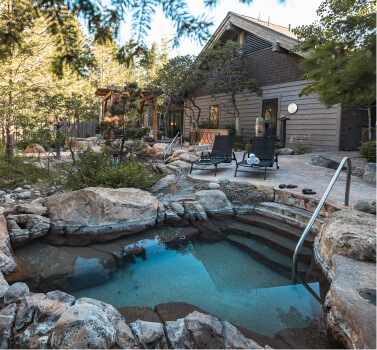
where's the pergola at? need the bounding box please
[95,86,159,141]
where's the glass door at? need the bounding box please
[262,99,278,136]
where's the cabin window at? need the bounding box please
[209,105,220,128]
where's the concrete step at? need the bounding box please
[254,202,325,234]
[227,235,309,279]
[274,189,347,217]
[226,221,312,264]
[234,214,315,248]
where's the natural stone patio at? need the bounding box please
[188,151,375,206]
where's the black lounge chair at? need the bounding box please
[190,135,236,177]
[234,136,279,180]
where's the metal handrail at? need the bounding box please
[292,157,352,282]
[163,132,180,161]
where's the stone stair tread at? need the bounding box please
[227,235,308,274]
[227,221,312,258]
[256,202,325,223]
[235,215,315,245]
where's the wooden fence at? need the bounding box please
[70,122,96,138]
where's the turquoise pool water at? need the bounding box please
[72,239,322,337]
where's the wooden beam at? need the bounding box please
[138,93,156,103]
[140,93,154,110]
[103,91,111,101]
[104,99,108,118]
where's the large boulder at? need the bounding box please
[0,303,17,348]
[151,143,169,154]
[314,209,376,280]
[184,311,224,349]
[0,214,17,274]
[0,273,9,301]
[352,199,376,214]
[25,144,45,153]
[183,201,208,222]
[324,255,376,349]
[6,214,50,247]
[363,163,376,182]
[309,155,345,170]
[51,303,117,349]
[220,182,267,211]
[14,204,48,216]
[130,320,168,349]
[4,282,29,304]
[166,160,191,175]
[194,190,234,218]
[76,297,137,349]
[249,183,274,201]
[188,144,211,153]
[46,187,158,245]
[151,175,178,195]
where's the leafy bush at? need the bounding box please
[223,122,236,135]
[126,127,150,140]
[64,148,162,191]
[0,149,53,189]
[359,141,376,162]
[275,137,284,150]
[199,120,218,129]
[234,135,245,150]
[85,131,93,138]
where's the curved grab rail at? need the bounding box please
[163,132,180,161]
[292,157,352,282]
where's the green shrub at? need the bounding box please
[85,131,93,138]
[64,148,162,191]
[234,135,245,150]
[0,149,54,190]
[199,120,218,129]
[223,122,236,135]
[275,137,284,150]
[359,141,376,162]
[126,127,150,140]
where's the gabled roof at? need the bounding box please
[232,13,298,40]
[200,11,307,57]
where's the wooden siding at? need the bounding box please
[185,80,341,151]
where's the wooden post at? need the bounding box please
[153,98,157,141]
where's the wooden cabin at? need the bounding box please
[184,12,375,151]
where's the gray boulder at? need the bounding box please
[165,318,194,349]
[220,182,267,208]
[7,214,50,247]
[151,175,178,194]
[16,191,32,200]
[277,148,294,155]
[15,292,46,330]
[0,303,17,348]
[314,209,376,280]
[4,282,29,304]
[51,303,116,349]
[179,153,199,163]
[46,187,158,245]
[208,182,220,189]
[46,290,75,306]
[170,202,185,216]
[14,204,48,216]
[184,311,224,349]
[363,163,376,182]
[222,321,258,349]
[183,201,208,222]
[353,199,376,214]
[324,255,376,349]
[195,190,234,218]
[0,273,9,301]
[130,320,168,349]
[166,160,191,175]
[0,214,17,274]
[188,144,211,152]
[76,297,137,349]
[309,155,345,170]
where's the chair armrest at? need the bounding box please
[242,152,250,162]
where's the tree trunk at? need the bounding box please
[5,123,14,157]
[119,114,126,163]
